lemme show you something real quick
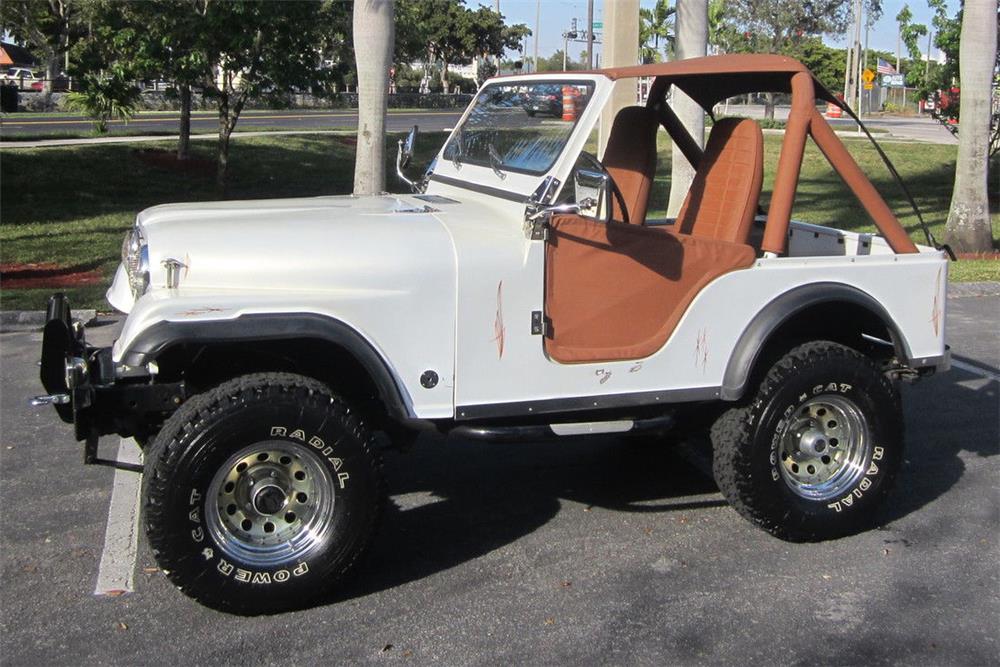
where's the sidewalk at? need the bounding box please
[0,129,354,150]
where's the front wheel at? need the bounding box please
[143,372,384,614]
[711,341,903,541]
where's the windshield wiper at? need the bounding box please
[488,143,507,180]
[451,132,464,169]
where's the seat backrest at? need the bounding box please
[602,106,660,225]
[676,118,763,244]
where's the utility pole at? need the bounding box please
[667,0,708,215]
[863,9,870,114]
[533,0,541,73]
[586,0,594,68]
[925,29,933,79]
[843,2,857,103]
[895,15,903,110]
[494,0,501,72]
[854,0,863,130]
[597,0,639,155]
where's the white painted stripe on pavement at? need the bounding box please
[950,359,1000,383]
[94,438,143,596]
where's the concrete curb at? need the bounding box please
[947,281,1000,298]
[0,309,96,333]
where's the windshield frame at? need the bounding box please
[425,73,610,202]
[441,79,597,178]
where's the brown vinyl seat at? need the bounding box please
[601,106,660,225]
[676,117,764,244]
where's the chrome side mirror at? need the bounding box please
[399,125,416,168]
[396,125,419,192]
[574,168,611,223]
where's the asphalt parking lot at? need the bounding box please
[1,290,997,665]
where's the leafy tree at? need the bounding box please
[783,37,847,94]
[198,1,336,189]
[0,0,83,107]
[719,0,852,116]
[396,0,527,90]
[71,0,212,160]
[896,4,928,67]
[640,0,675,63]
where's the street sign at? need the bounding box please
[864,82,874,90]
[862,68,875,84]
[592,21,603,29]
[882,73,905,88]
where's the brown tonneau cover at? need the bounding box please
[579,54,918,255]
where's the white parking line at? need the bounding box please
[94,438,143,596]
[950,359,1000,383]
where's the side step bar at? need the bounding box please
[450,413,675,443]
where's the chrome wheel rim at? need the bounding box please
[777,395,871,501]
[206,441,335,567]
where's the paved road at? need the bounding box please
[0,109,464,138]
[1,291,996,665]
[1,106,958,145]
[722,103,959,144]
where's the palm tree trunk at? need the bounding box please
[667,0,708,216]
[353,0,395,196]
[944,0,997,253]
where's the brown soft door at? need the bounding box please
[544,214,756,363]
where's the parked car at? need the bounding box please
[1,67,40,90]
[522,84,564,117]
[35,55,950,615]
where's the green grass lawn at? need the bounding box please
[1,131,996,311]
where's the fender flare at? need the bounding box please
[720,282,912,401]
[120,313,413,421]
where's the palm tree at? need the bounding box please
[353,0,395,196]
[640,0,676,63]
[944,0,997,253]
[667,0,708,215]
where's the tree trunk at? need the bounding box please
[667,0,708,216]
[764,92,776,120]
[177,83,192,161]
[44,54,60,111]
[440,61,449,93]
[943,0,997,253]
[216,92,231,193]
[353,0,395,196]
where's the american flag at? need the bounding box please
[877,58,896,74]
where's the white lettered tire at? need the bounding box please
[711,341,903,541]
[143,373,384,614]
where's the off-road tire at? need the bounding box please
[711,341,902,541]
[143,372,385,614]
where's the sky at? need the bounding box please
[490,0,961,62]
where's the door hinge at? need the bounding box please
[530,310,549,336]
[525,214,550,241]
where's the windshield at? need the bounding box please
[442,80,595,176]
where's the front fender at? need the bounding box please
[112,288,456,420]
[118,312,414,422]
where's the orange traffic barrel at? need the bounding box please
[826,102,842,118]
[562,86,577,122]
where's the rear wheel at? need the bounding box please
[143,372,384,614]
[711,341,902,541]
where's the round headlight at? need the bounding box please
[121,226,150,297]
